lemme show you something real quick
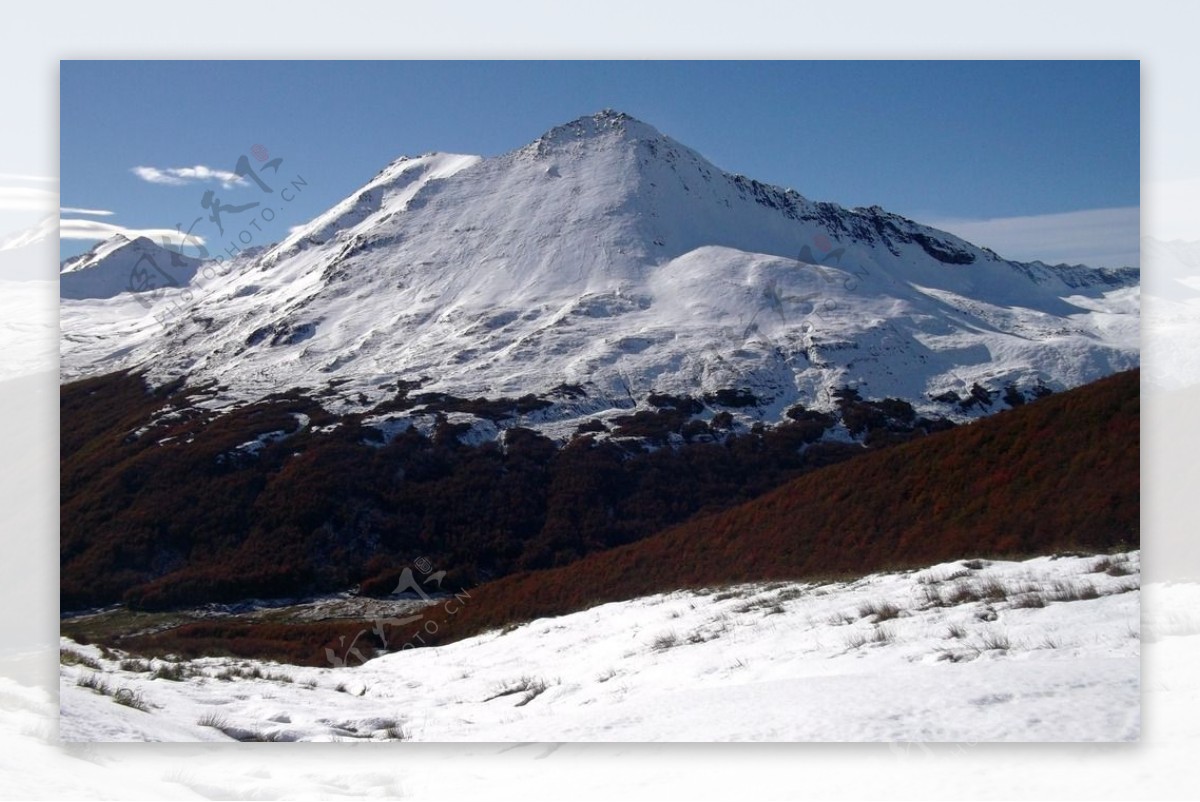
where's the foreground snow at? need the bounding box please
[58,552,1139,742]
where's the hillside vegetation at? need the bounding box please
[61,371,946,611]
[412,369,1139,645]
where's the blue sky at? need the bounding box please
[59,60,1140,266]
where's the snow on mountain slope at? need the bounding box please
[59,111,1139,432]
[57,551,1140,742]
[269,151,482,259]
[60,235,202,300]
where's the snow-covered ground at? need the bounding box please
[0,279,56,383]
[57,552,1140,743]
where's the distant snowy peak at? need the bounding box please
[60,235,202,300]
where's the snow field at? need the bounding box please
[58,551,1140,742]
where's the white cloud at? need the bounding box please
[131,165,246,189]
[60,206,114,216]
[923,207,1140,269]
[0,173,56,183]
[0,185,56,212]
[59,218,206,247]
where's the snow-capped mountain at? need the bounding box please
[59,111,1139,434]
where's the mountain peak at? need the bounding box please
[524,110,665,156]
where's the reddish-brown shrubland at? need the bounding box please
[61,371,922,611]
[415,369,1138,646]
